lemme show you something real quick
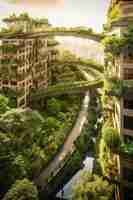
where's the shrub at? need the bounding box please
[2,179,38,200]
[102,127,121,151]
[72,171,114,200]
[46,98,61,116]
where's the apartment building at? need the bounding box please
[108,0,133,199]
[0,15,58,107]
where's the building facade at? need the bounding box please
[0,35,57,107]
[107,0,133,199]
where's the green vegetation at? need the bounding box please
[0,94,80,197]
[103,26,133,58]
[46,92,99,194]
[31,80,103,100]
[2,179,38,200]
[72,171,114,200]
[0,7,126,200]
[0,95,9,115]
[56,50,104,73]
[45,26,102,40]
[104,77,123,97]
[47,39,59,47]
[102,35,124,57]
[107,4,121,24]
[102,127,121,152]
[120,142,133,156]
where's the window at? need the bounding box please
[124,99,133,109]
[123,167,133,182]
[124,187,133,200]
[11,81,17,85]
[124,116,133,130]
[124,68,133,80]
[3,80,8,85]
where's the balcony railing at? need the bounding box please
[123,128,133,137]
[123,108,133,117]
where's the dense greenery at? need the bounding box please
[56,50,104,73]
[120,142,133,156]
[45,26,102,40]
[46,91,100,194]
[2,179,38,200]
[104,77,123,97]
[72,171,114,200]
[102,127,121,152]
[0,95,9,115]
[0,94,80,197]
[103,26,133,58]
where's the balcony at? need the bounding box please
[124,68,133,80]
[123,128,133,137]
[123,62,133,68]
[119,1,133,17]
[124,98,133,109]
[124,108,133,117]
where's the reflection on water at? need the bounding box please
[55,36,104,64]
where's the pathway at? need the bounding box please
[34,91,90,189]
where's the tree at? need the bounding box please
[102,35,124,57]
[2,179,38,200]
[0,108,45,190]
[46,98,61,116]
[0,95,9,115]
[72,171,113,200]
[0,108,43,138]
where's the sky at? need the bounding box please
[0,0,110,32]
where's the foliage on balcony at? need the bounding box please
[107,4,121,24]
[0,44,18,53]
[104,77,123,97]
[102,35,124,57]
[120,142,133,156]
[99,121,120,180]
[102,126,121,152]
[103,26,133,57]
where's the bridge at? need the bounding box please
[31,79,103,100]
[30,61,103,101]
[0,28,103,42]
[34,91,90,192]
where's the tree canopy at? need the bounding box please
[2,179,38,200]
[72,171,113,200]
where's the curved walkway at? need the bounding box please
[34,91,90,189]
[31,64,103,100]
[1,30,101,43]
